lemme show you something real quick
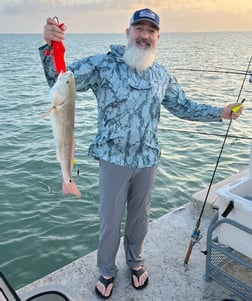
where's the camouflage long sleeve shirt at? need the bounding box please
[39,44,222,168]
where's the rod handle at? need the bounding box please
[184,240,193,265]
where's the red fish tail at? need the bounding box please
[63,180,82,197]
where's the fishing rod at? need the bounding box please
[183,55,252,265]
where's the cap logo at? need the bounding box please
[139,10,156,21]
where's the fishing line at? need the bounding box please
[214,66,250,73]
[174,67,250,76]
[184,55,252,265]
[160,128,252,141]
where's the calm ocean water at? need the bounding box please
[1,32,252,289]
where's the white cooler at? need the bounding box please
[216,175,252,259]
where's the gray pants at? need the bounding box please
[97,159,157,277]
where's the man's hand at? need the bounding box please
[44,17,66,46]
[221,102,244,120]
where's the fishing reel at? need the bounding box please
[191,227,202,245]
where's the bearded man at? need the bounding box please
[40,8,242,299]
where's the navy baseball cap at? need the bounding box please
[130,8,160,29]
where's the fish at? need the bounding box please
[44,71,82,197]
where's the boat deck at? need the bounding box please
[17,168,251,301]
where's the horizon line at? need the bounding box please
[1,30,252,35]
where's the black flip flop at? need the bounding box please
[131,266,149,290]
[95,275,114,299]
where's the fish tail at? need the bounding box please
[63,180,82,197]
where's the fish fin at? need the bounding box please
[56,151,60,161]
[63,180,82,197]
[71,136,76,170]
[41,106,56,119]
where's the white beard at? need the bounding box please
[123,43,156,72]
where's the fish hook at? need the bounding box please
[53,16,60,25]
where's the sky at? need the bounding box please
[0,0,252,34]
